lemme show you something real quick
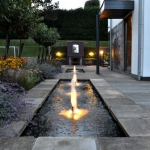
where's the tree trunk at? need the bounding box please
[19,38,24,58]
[37,45,41,63]
[45,46,48,61]
[4,32,10,60]
[48,46,52,59]
[41,47,45,64]
[19,44,24,57]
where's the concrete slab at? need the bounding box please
[0,137,36,150]
[103,98,135,107]
[98,89,125,95]
[99,93,126,99]
[91,80,111,87]
[124,93,150,102]
[97,137,150,150]
[0,121,27,137]
[34,84,56,89]
[27,89,50,98]
[24,98,46,106]
[32,137,97,150]
[109,105,150,119]
[118,118,150,136]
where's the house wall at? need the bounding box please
[143,0,150,77]
[109,0,150,78]
[131,0,139,75]
[111,21,124,70]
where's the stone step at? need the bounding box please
[32,137,97,150]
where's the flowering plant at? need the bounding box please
[0,56,27,72]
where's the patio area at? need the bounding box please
[1,65,150,150]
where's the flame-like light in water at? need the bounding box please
[59,109,88,120]
[71,79,76,90]
[73,74,77,83]
[71,88,77,111]
[59,66,88,120]
[73,66,76,73]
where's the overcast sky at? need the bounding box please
[52,0,88,10]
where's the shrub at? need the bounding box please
[26,59,62,79]
[1,68,42,90]
[84,60,93,65]
[0,82,26,126]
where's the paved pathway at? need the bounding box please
[1,65,150,150]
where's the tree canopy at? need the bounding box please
[84,0,100,9]
[32,23,60,47]
[0,0,41,58]
[32,0,59,10]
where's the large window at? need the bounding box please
[125,15,132,72]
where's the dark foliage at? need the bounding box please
[84,0,99,9]
[43,8,108,41]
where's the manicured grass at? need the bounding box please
[0,39,109,57]
[0,39,39,57]
[53,40,109,47]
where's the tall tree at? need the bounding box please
[84,0,99,9]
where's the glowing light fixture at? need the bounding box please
[89,52,94,57]
[56,52,62,57]
[100,50,104,55]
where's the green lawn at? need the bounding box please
[53,40,109,47]
[0,39,109,57]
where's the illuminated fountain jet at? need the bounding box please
[73,73,77,83]
[71,79,76,91]
[71,87,77,113]
[59,69,88,120]
[73,66,76,73]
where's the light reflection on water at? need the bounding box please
[59,108,88,120]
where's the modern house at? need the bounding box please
[98,0,150,80]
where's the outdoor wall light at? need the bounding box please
[100,50,104,55]
[89,52,94,57]
[56,52,62,57]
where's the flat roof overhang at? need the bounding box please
[99,0,134,19]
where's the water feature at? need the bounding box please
[21,66,125,137]
[66,66,84,73]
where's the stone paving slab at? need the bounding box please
[97,92,126,99]
[103,98,135,107]
[97,137,150,150]
[0,121,27,137]
[32,137,97,150]
[109,105,150,119]
[118,118,150,136]
[24,98,46,106]
[27,89,52,98]
[0,137,36,150]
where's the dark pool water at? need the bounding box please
[21,80,125,137]
[66,69,84,73]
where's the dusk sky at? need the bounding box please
[52,0,88,10]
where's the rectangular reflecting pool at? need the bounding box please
[21,80,125,137]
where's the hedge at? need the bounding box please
[43,8,108,41]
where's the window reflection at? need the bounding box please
[72,44,79,53]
